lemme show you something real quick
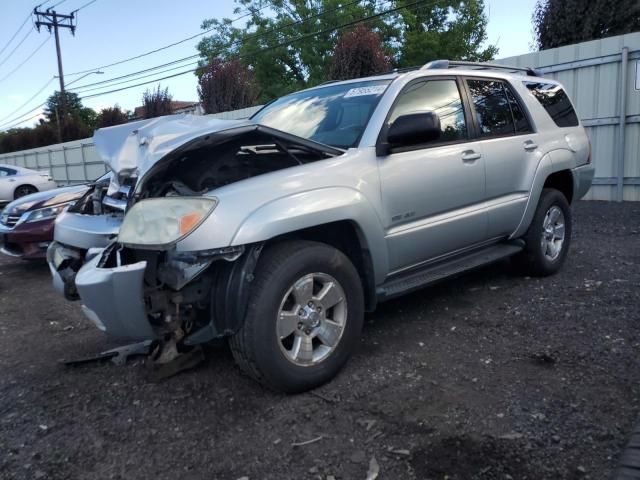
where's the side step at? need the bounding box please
[377,243,523,301]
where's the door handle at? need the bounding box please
[524,141,538,151]
[8,178,15,182]
[461,151,481,163]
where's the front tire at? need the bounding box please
[515,188,572,276]
[229,240,364,393]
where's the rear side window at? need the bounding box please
[0,167,16,177]
[467,79,532,137]
[524,82,579,127]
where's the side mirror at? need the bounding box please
[378,112,441,155]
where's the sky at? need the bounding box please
[0,0,538,131]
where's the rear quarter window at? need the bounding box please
[524,81,579,128]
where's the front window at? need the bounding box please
[252,79,391,149]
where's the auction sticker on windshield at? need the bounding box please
[344,85,387,98]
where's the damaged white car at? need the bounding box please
[48,61,594,392]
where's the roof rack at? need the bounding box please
[422,60,544,77]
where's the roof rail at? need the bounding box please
[422,59,544,77]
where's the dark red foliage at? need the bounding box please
[328,25,392,81]
[198,58,259,114]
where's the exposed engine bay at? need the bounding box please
[135,127,338,200]
[108,128,340,344]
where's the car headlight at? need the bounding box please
[118,197,218,249]
[24,202,73,223]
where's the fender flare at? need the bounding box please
[510,148,575,239]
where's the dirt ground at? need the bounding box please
[0,201,639,480]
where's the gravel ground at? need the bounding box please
[0,200,639,480]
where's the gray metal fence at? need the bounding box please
[3,33,640,200]
[496,32,640,201]
[0,105,263,184]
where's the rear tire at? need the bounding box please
[515,188,572,276]
[14,185,37,199]
[229,240,364,393]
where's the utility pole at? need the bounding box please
[34,7,76,142]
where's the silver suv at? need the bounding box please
[48,60,594,392]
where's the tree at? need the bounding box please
[198,58,259,114]
[43,91,95,142]
[142,85,173,119]
[533,0,640,50]
[394,0,497,67]
[328,25,391,80]
[196,0,497,100]
[96,106,129,128]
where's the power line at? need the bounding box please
[48,0,68,9]
[0,100,47,130]
[67,0,367,92]
[0,28,34,69]
[0,36,51,83]
[71,60,200,93]
[1,0,431,131]
[0,76,54,124]
[0,112,44,130]
[79,0,429,100]
[0,13,32,58]
[64,3,271,76]
[72,0,99,13]
[69,56,197,91]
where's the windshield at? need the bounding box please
[252,79,391,149]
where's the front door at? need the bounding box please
[378,78,487,274]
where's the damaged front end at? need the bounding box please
[72,116,341,347]
[47,175,129,300]
[76,241,262,344]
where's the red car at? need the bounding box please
[0,184,89,260]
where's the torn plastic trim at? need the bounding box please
[157,246,246,291]
[184,243,263,345]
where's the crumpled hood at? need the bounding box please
[2,184,88,215]
[93,114,251,194]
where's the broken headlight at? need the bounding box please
[118,197,217,248]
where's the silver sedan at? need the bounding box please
[0,164,57,203]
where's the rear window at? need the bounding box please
[524,82,579,127]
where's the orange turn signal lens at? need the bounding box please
[179,212,203,235]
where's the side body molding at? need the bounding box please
[231,187,389,284]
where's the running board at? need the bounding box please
[377,243,523,301]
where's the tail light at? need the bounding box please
[586,137,592,164]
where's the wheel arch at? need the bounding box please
[269,220,378,312]
[511,151,575,239]
[13,183,37,199]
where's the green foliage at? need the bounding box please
[96,105,129,129]
[533,0,640,50]
[394,0,497,67]
[196,0,496,101]
[0,91,100,153]
[142,85,173,119]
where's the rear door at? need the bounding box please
[378,77,487,273]
[464,78,538,238]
